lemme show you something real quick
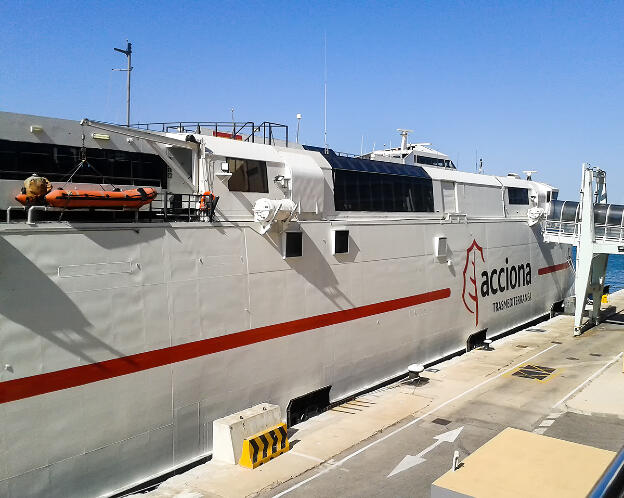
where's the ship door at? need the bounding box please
[441,181,456,213]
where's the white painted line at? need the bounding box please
[273,344,558,497]
[289,451,325,464]
[553,352,623,408]
[539,419,554,427]
[549,412,564,419]
[533,428,547,435]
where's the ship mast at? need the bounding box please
[113,41,133,126]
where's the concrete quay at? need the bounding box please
[138,292,624,498]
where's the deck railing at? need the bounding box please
[544,220,624,244]
[125,121,289,147]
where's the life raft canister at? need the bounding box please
[15,173,52,205]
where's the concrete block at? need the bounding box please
[212,403,281,464]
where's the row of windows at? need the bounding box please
[0,140,167,187]
[333,170,434,212]
[416,155,455,168]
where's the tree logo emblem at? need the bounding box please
[462,239,485,326]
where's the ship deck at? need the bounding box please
[136,292,624,498]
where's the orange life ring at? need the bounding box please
[199,191,214,211]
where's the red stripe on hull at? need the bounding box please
[538,262,570,275]
[0,287,451,404]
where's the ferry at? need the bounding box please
[0,111,572,497]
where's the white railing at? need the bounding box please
[544,220,624,244]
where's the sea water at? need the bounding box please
[606,255,624,291]
[572,247,624,292]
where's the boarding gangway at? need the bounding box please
[543,164,623,335]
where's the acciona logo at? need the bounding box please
[462,239,485,326]
[462,239,532,326]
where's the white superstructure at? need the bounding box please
[0,113,572,497]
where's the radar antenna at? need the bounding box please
[523,170,537,180]
[397,129,414,151]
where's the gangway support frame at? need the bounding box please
[573,164,609,335]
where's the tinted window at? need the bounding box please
[508,187,529,205]
[333,170,434,212]
[416,155,446,167]
[284,232,303,257]
[227,158,268,193]
[334,230,349,254]
[0,139,166,187]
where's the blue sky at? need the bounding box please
[2,1,624,202]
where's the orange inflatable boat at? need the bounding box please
[43,187,157,209]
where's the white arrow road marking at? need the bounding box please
[387,426,464,478]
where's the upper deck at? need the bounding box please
[0,111,557,226]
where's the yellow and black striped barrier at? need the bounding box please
[239,423,290,469]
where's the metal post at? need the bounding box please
[126,44,131,126]
[114,41,133,126]
[296,114,301,144]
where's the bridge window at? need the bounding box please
[416,155,446,167]
[508,187,529,205]
[227,158,268,193]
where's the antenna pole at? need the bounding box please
[114,41,132,126]
[323,32,327,153]
[296,113,302,143]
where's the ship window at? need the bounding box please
[508,187,529,205]
[226,158,268,193]
[417,155,446,167]
[333,229,349,254]
[0,139,167,187]
[333,170,434,212]
[284,231,303,258]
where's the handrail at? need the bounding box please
[544,219,624,244]
[27,206,47,225]
[124,121,289,147]
[4,192,219,225]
